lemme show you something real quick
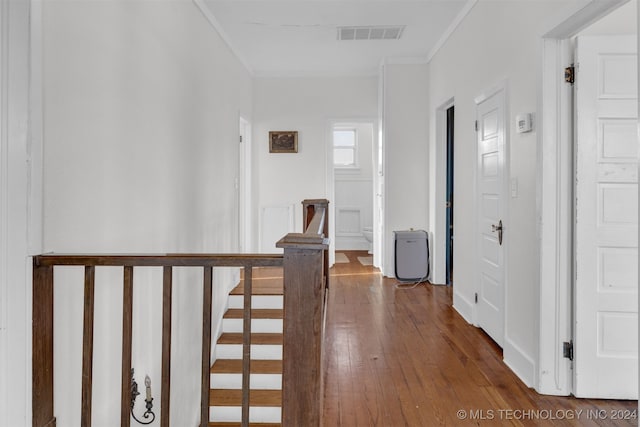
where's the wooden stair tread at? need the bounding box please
[210,389,282,407]
[209,423,280,427]
[211,359,282,374]
[224,309,283,319]
[230,281,283,296]
[217,333,283,345]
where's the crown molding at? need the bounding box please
[426,0,478,63]
[193,0,254,76]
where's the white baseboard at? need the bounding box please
[504,337,536,388]
[452,290,474,324]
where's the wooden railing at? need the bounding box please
[32,199,329,427]
[276,199,329,427]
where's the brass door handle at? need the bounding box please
[491,220,503,245]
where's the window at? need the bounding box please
[333,129,357,167]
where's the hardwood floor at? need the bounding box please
[322,251,638,427]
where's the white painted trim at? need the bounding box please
[375,64,385,271]
[193,0,254,76]
[537,37,574,396]
[28,0,43,256]
[473,79,508,106]
[326,120,336,267]
[536,0,629,397]
[426,0,478,63]
[0,0,37,423]
[453,290,475,324]
[326,117,377,269]
[542,0,630,39]
[26,2,43,424]
[432,97,454,286]
[504,337,536,388]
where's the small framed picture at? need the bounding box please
[269,131,298,153]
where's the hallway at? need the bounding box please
[322,251,637,426]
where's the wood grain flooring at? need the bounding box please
[322,251,638,427]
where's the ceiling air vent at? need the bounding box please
[337,26,405,41]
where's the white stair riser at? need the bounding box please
[211,373,282,390]
[228,295,283,309]
[215,344,282,360]
[210,407,282,423]
[222,318,283,333]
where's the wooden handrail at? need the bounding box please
[33,253,283,267]
[302,199,330,290]
[32,199,329,427]
[304,206,325,236]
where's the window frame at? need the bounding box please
[332,127,358,169]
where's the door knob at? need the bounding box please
[491,220,503,245]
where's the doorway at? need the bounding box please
[332,122,375,254]
[445,106,455,285]
[432,98,455,285]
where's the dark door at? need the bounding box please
[445,106,454,285]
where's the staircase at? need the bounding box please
[32,199,328,427]
[209,272,284,426]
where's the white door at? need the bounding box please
[574,35,638,399]
[475,88,506,347]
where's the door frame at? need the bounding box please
[238,116,252,253]
[536,0,630,395]
[326,117,378,268]
[432,97,455,285]
[473,81,509,338]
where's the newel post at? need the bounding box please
[32,258,56,427]
[276,233,328,427]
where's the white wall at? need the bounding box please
[428,1,579,386]
[334,122,374,251]
[253,76,378,253]
[42,1,252,425]
[381,63,430,277]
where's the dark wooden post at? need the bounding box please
[32,258,56,427]
[200,266,213,427]
[81,266,96,427]
[121,266,134,427]
[302,199,329,289]
[277,233,328,427]
[161,266,173,427]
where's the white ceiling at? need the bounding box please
[200,0,473,76]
